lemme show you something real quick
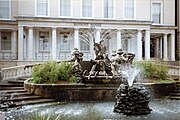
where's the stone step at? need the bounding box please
[169,93,180,96]
[15,99,57,107]
[0,99,57,109]
[0,83,23,87]
[173,89,180,93]
[18,77,30,81]
[0,87,24,90]
[0,89,27,94]
[9,96,42,102]
[0,92,32,98]
[8,80,24,84]
[169,96,180,100]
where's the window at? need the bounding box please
[82,0,92,17]
[39,31,50,51]
[1,32,11,50]
[152,3,161,24]
[104,0,114,18]
[80,40,90,51]
[36,0,49,16]
[60,0,71,17]
[0,0,10,19]
[124,0,134,19]
[59,32,70,51]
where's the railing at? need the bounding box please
[0,52,17,60]
[1,64,37,81]
[167,65,180,79]
[1,60,179,81]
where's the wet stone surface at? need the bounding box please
[5,100,180,120]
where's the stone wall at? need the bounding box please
[24,79,176,101]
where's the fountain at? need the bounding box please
[71,28,152,115]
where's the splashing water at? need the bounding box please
[120,65,140,86]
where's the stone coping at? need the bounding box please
[24,78,176,101]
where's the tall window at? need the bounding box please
[104,0,114,18]
[0,0,10,19]
[124,0,134,19]
[82,0,92,17]
[1,32,11,50]
[152,3,161,24]
[59,32,70,51]
[60,0,71,17]
[36,0,48,16]
[39,31,49,51]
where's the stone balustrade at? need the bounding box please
[167,65,180,78]
[1,64,36,80]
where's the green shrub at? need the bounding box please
[133,61,168,80]
[32,61,74,84]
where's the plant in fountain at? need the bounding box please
[133,61,171,83]
[31,61,75,84]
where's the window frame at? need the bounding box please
[0,0,11,20]
[35,0,50,17]
[38,31,51,52]
[151,1,163,25]
[59,32,71,52]
[123,0,136,20]
[102,0,116,19]
[58,0,73,18]
[80,0,94,18]
[0,31,12,52]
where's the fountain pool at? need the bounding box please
[5,99,180,120]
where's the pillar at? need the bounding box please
[52,27,57,60]
[137,30,142,60]
[163,33,168,60]
[145,30,150,60]
[74,28,80,50]
[156,38,160,58]
[160,37,163,59]
[170,33,175,61]
[28,27,34,60]
[12,30,17,59]
[117,29,122,49]
[18,26,24,60]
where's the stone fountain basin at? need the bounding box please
[24,78,176,101]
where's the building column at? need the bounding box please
[170,33,175,61]
[163,33,168,60]
[74,28,80,50]
[28,27,34,60]
[145,30,150,60]
[12,30,17,59]
[160,37,163,59]
[95,28,101,43]
[137,30,142,60]
[156,38,160,58]
[117,29,122,49]
[18,26,24,60]
[52,27,57,60]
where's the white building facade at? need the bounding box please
[0,0,177,65]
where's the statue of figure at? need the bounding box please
[110,52,120,77]
[88,54,108,79]
[94,41,106,59]
[110,49,135,77]
[71,48,84,83]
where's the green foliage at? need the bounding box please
[133,61,168,80]
[32,61,74,84]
